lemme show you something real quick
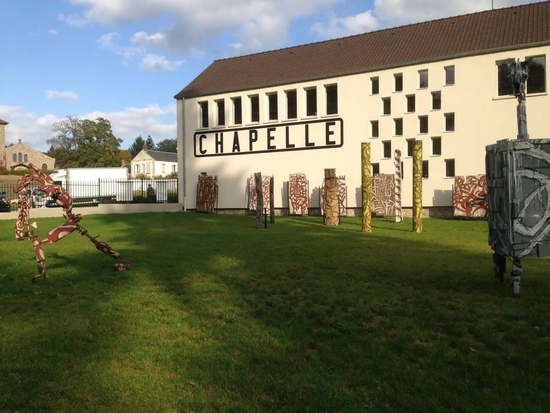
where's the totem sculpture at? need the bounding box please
[394,149,403,223]
[254,172,264,229]
[249,174,271,211]
[324,168,339,226]
[320,176,347,217]
[269,176,275,224]
[196,173,218,213]
[361,143,372,233]
[12,163,130,282]
[288,173,309,215]
[412,140,423,233]
[485,58,550,296]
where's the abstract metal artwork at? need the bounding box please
[394,149,403,223]
[288,173,309,215]
[371,174,395,217]
[12,163,130,282]
[196,174,218,213]
[412,140,423,233]
[452,175,488,218]
[249,174,271,211]
[361,143,372,233]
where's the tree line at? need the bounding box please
[45,115,176,169]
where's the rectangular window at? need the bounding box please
[527,55,546,94]
[497,59,514,96]
[371,77,379,95]
[216,99,225,126]
[382,141,392,158]
[394,118,403,136]
[306,87,317,116]
[419,69,428,89]
[371,120,379,138]
[445,66,455,85]
[232,97,242,125]
[172,165,176,173]
[372,163,380,175]
[406,94,416,113]
[394,73,403,92]
[382,97,391,115]
[431,91,441,110]
[267,93,278,121]
[326,84,338,115]
[445,159,455,177]
[419,116,428,134]
[250,95,260,122]
[432,137,441,156]
[422,160,429,178]
[162,163,166,174]
[199,101,209,128]
[407,139,415,157]
[146,163,150,174]
[286,89,297,119]
[445,113,455,132]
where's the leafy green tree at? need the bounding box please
[128,135,155,158]
[46,116,123,168]
[156,138,177,153]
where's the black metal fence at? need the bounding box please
[0,178,178,212]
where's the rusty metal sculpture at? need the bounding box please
[12,163,130,282]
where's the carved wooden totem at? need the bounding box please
[254,172,264,229]
[412,140,423,233]
[324,168,339,226]
[361,143,372,233]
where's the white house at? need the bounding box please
[174,2,550,215]
[131,145,178,178]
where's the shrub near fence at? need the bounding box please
[0,178,178,211]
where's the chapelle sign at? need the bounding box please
[194,118,343,157]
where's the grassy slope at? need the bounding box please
[0,213,549,413]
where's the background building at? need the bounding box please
[174,2,550,215]
[131,144,178,178]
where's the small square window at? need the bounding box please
[527,55,546,94]
[419,116,428,134]
[394,118,403,136]
[432,137,441,156]
[419,70,428,89]
[371,77,379,95]
[382,141,391,158]
[445,66,455,85]
[445,159,455,177]
[382,97,391,115]
[372,163,380,175]
[394,73,403,92]
[371,120,379,138]
[497,59,515,96]
[422,160,429,178]
[406,94,416,113]
[432,91,441,110]
[445,113,455,132]
[407,139,415,157]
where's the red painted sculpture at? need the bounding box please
[13,163,130,282]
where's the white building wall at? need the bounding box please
[178,45,550,211]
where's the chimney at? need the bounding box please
[143,143,148,151]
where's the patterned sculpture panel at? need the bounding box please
[197,174,218,213]
[371,174,395,217]
[412,140,423,233]
[288,173,309,215]
[361,143,372,233]
[394,149,403,223]
[249,174,272,211]
[320,176,347,216]
[11,163,130,282]
[453,175,488,218]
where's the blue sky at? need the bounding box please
[0,0,535,152]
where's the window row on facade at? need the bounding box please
[372,157,456,179]
[12,152,28,163]
[380,136,446,159]
[198,84,338,128]
[370,66,455,95]
[379,91,445,116]
[371,113,454,138]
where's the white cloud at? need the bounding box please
[312,10,380,39]
[58,13,88,28]
[48,29,58,35]
[139,54,184,71]
[132,31,167,48]
[0,104,176,152]
[45,90,78,101]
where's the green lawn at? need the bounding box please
[0,213,549,413]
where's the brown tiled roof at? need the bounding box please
[0,119,8,125]
[175,1,550,99]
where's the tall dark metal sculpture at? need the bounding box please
[12,163,130,282]
[254,172,264,229]
[485,58,545,297]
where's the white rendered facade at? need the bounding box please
[176,46,549,213]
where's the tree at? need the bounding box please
[46,116,123,168]
[128,135,155,158]
[156,138,177,153]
